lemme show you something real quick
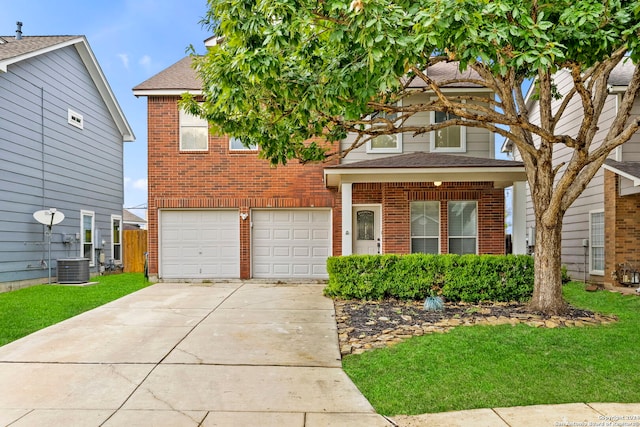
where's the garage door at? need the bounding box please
[252,209,331,279]
[160,210,240,279]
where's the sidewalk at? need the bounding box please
[0,282,389,426]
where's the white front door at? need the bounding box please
[352,205,381,255]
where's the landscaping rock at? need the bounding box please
[334,299,618,356]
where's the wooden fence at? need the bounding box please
[123,229,147,273]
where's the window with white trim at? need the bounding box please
[448,201,477,254]
[411,201,440,253]
[180,108,208,151]
[590,210,605,275]
[81,210,95,265]
[366,111,402,153]
[229,136,257,151]
[112,215,122,264]
[430,100,466,153]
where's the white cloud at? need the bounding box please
[118,53,130,69]
[139,55,152,71]
[124,177,132,186]
[132,178,148,190]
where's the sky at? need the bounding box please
[1,0,213,219]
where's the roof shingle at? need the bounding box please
[326,152,523,169]
[0,35,79,61]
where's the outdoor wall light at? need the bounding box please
[434,181,442,187]
[240,213,249,220]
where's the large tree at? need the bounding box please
[185,0,640,314]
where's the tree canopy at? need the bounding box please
[185,0,640,164]
[187,0,640,314]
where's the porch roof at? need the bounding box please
[324,152,526,189]
[603,159,640,186]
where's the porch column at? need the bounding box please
[512,181,527,254]
[341,182,353,255]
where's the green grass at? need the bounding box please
[343,282,640,415]
[0,273,152,346]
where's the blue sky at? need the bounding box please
[1,1,212,217]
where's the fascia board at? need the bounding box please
[603,163,640,186]
[133,89,203,97]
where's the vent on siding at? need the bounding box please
[68,109,84,129]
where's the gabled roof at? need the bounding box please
[132,57,486,96]
[603,159,640,185]
[406,61,486,89]
[133,56,201,96]
[0,35,134,142]
[123,209,147,224]
[324,152,526,188]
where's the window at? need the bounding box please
[590,210,604,275]
[357,210,375,240]
[230,136,257,151]
[180,108,208,151]
[112,215,122,264]
[411,201,440,253]
[448,201,477,254]
[81,210,95,265]
[366,104,402,153]
[430,102,466,153]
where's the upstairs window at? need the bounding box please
[180,108,208,151]
[430,101,466,153]
[230,136,257,151]
[366,104,402,153]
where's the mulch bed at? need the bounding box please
[334,298,618,355]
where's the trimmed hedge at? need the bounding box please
[324,254,534,303]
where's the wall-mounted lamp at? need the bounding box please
[434,181,442,187]
[240,213,249,220]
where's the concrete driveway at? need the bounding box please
[0,282,391,426]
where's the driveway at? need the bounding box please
[0,282,391,426]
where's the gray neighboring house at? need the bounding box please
[0,31,134,290]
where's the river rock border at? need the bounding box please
[334,299,618,356]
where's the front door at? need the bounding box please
[352,205,381,254]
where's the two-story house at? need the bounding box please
[133,40,526,282]
[0,29,134,290]
[503,60,640,287]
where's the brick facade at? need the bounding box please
[604,169,640,286]
[352,182,505,255]
[146,96,507,279]
[147,96,337,278]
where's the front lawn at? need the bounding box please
[343,282,640,415]
[0,273,152,347]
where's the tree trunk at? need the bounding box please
[528,220,568,315]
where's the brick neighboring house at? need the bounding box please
[133,42,527,282]
[503,60,640,287]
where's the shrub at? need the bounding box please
[325,254,534,303]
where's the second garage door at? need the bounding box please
[160,210,240,279]
[252,209,331,279]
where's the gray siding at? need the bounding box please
[0,45,124,284]
[340,91,494,163]
[516,69,622,280]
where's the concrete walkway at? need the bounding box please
[1,282,638,426]
[0,282,389,426]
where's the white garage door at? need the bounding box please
[252,209,331,279]
[160,210,240,279]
